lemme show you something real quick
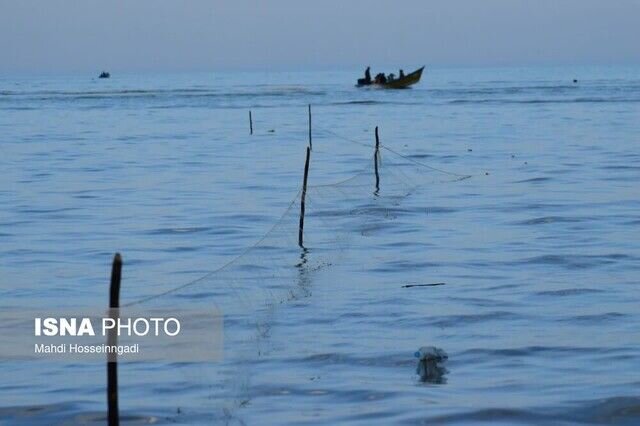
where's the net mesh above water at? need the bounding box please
[119,127,471,419]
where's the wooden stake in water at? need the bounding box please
[298,147,311,248]
[107,253,122,426]
[374,126,380,193]
[308,104,312,150]
[249,110,253,135]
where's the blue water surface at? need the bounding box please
[1,66,639,425]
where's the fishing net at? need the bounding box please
[117,125,471,422]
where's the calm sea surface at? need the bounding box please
[1,67,639,425]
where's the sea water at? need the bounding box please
[1,66,639,424]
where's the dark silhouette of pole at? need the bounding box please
[298,147,311,247]
[249,110,253,135]
[308,105,312,150]
[108,253,122,426]
[374,126,380,194]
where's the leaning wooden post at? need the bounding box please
[374,126,380,193]
[107,253,122,426]
[298,147,311,248]
[308,104,312,150]
[249,110,253,135]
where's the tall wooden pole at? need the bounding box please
[308,104,312,150]
[298,147,311,247]
[108,253,122,426]
[249,110,253,135]
[374,126,380,193]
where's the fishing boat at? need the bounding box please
[356,66,424,89]
[99,71,110,79]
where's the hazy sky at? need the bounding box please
[1,0,639,72]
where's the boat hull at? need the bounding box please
[357,66,424,89]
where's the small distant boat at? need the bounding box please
[99,71,110,79]
[357,66,425,89]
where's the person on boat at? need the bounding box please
[399,69,405,79]
[374,73,387,84]
[388,73,396,82]
[357,66,372,85]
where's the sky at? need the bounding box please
[0,0,639,72]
